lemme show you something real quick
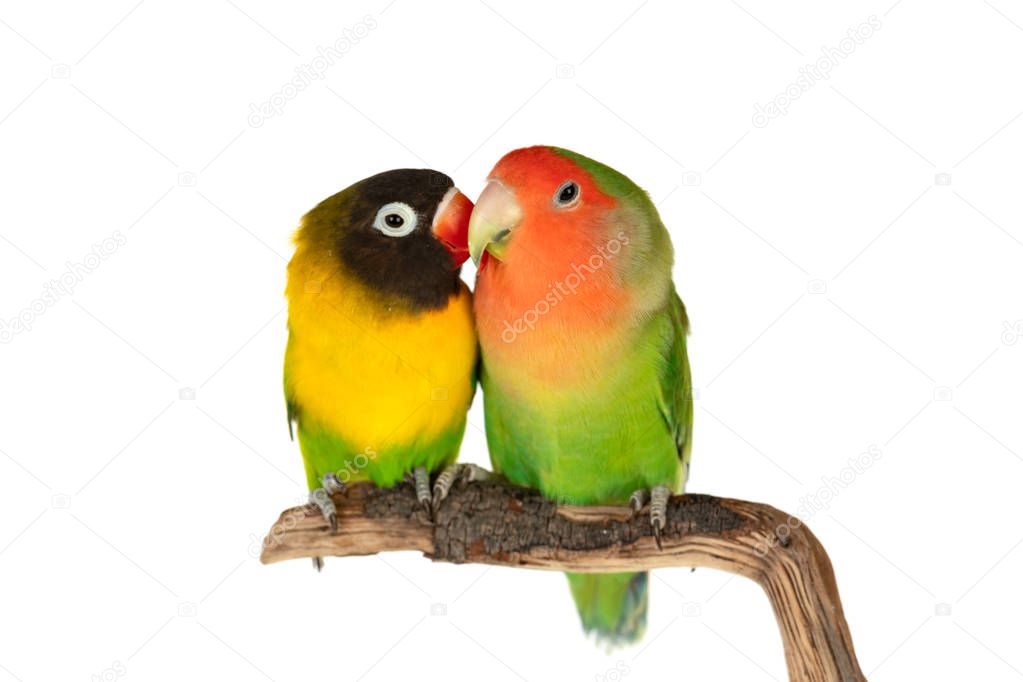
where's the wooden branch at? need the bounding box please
[261,480,866,682]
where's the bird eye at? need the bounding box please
[553,180,580,207]
[373,202,418,237]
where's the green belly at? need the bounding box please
[481,368,680,505]
[296,418,464,490]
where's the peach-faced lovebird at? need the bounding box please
[468,147,693,643]
[284,169,478,568]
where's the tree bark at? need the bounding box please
[261,480,866,682]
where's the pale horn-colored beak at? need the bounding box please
[468,180,522,265]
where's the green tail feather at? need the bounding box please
[566,571,648,645]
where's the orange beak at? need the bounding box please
[432,188,473,268]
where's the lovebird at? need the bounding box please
[467,147,693,643]
[284,169,479,567]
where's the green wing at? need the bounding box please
[659,287,693,488]
[283,326,298,442]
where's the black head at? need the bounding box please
[300,169,468,312]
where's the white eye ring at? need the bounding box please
[553,180,580,208]
[372,202,418,237]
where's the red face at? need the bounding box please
[468,147,617,274]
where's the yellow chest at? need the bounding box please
[284,251,477,449]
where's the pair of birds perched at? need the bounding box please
[284,146,693,645]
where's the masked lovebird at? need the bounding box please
[284,169,478,568]
[467,147,693,644]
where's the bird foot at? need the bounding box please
[628,489,650,517]
[628,484,672,550]
[409,466,433,515]
[432,463,491,513]
[308,473,344,570]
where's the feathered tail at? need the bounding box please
[566,571,648,645]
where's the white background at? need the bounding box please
[1,1,1021,680]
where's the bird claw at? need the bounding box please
[650,484,671,551]
[412,466,433,515]
[308,477,342,571]
[309,486,338,533]
[431,465,460,516]
[322,472,345,496]
[629,489,650,518]
[629,484,672,550]
[431,463,491,514]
